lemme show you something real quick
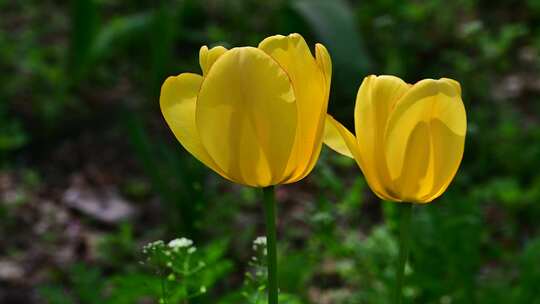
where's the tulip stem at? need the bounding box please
[395,203,413,304]
[262,186,278,304]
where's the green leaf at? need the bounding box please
[149,4,179,94]
[92,13,153,60]
[107,273,162,304]
[69,0,100,81]
[292,0,371,80]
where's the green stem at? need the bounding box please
[183,255,189,303]
[262,186,278,304]
[394,203,413,304]
[161,273,168,304]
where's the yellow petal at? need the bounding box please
[315,43,332,91]
[323,114,399,201]
[160,73,229,180]
[196,47,297,187]
[293,42,334,181]
[421,79,466,202]
[199,45,228,76]
[429,78,466,135]
[258,33,328,182]
[355,75,409,200]
[421,118,466,202]
[323,115,357,159]
[391,121,432,201]
[385,78,466,202]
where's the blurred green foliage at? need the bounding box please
[2,0,540,303]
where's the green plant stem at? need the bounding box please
[394,203,413,304]
[161,273,168,304]
[262,186,278,304]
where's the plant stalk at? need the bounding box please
[161,273,168,304]
[394,202,413,304]
[262,186,278,304]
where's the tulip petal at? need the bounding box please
[323,114,398,201]
[294,42,334,181]
[259,33,328,181]
[315,43,332,91]
[391,122,432,201]
[160,73,228,179]
[199,45,228,76]
[429,78,466,136]
[385,78,466,202]
[422,80,466,202]
[323,115,357,159]
[355,75,409,200]
[196,47,297,187]
[422,119,466,202]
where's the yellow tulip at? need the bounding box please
[160,33,332,187]
[324,75,467,203]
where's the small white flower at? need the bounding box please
[188,247,197,254]
[200,286,207,293]
[253,236,267,246]
[143,240,164,252]
[168,237,193,249]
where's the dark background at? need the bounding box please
[1,0,540,303]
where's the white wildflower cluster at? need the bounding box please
[142,236,204,271]
[168,237,193,249]
[243,236,270,301]
[252,236,267,256]
[142,240,165,255]
[253,236,266,248]
[167,237,197,254]
[142,237,198,264]
[140,237,208,302]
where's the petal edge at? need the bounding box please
[160,73,228,179]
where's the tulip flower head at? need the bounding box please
[324,75,466,203]
[160,33,332,187]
